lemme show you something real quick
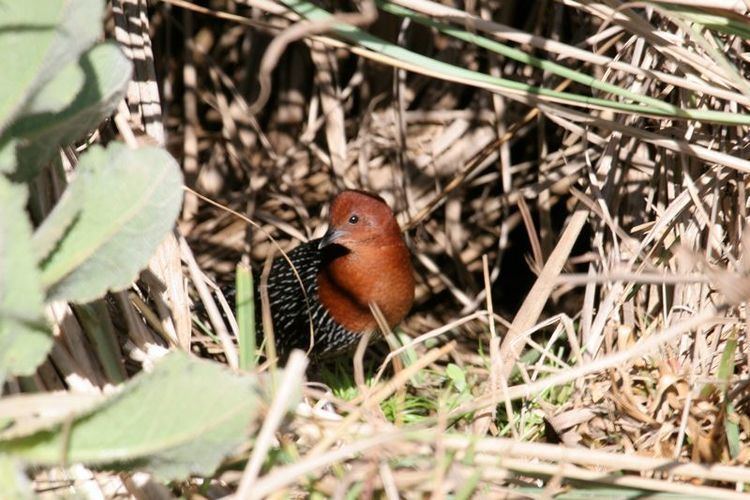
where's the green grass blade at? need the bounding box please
[73,301,126,384]
[717,333,737,392]
[235,263,257,371]
[726,401,741,459]
[280,0,750,125]
[455,469,481,500]
[657,3,750,39]
[380,2,679,113]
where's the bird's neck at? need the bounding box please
[317,240,414,334]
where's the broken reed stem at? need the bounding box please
[480,254,516,438]
[497,207,589,383]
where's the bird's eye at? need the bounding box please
[348,215,359,224]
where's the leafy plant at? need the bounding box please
[0,351,278,481]
[0,0,293,488]
[0,0,183,381]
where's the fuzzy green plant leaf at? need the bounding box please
[0,351,284,481]
[5,43,132,179]
[0,454,32,500]
[0,177,51,377]
[18,55,86,118]
[0,0,104,134]
[38,142,184,303]
[0,140,18,179]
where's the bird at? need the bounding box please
[253,190,415,363]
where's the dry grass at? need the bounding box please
[16,0,750,497]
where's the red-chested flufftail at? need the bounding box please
[253,190,415,362]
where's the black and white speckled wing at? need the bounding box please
[255,239,367,360]
[255,240,321,355]
[203,239,367,361]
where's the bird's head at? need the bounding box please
[318,190,402,252]
[316,189,414,334]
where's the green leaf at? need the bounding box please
[390,330,424,386]
[717,334,740,459]
[39,142,184,303]
[725,402,741,460]
[19,56,86,117]
[445,363,467,393]
[0,176,51,377]
[0,454,32,500]
[7,43,132,179]
[717,333,737,393]
[454,469,480,499]
[236,263,257,371]
[0,138,18,175]
[73,301,126,384]
[657,4,750,39]
[279,0,750,126]
[516,486,690,498]
[0,0,104,133]
[0,351,286,481]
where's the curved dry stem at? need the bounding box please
[248,0,378,114]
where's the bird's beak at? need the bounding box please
[319,227,347,249]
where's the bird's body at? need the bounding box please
[257,238,361,359]
[253,190,415,362]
